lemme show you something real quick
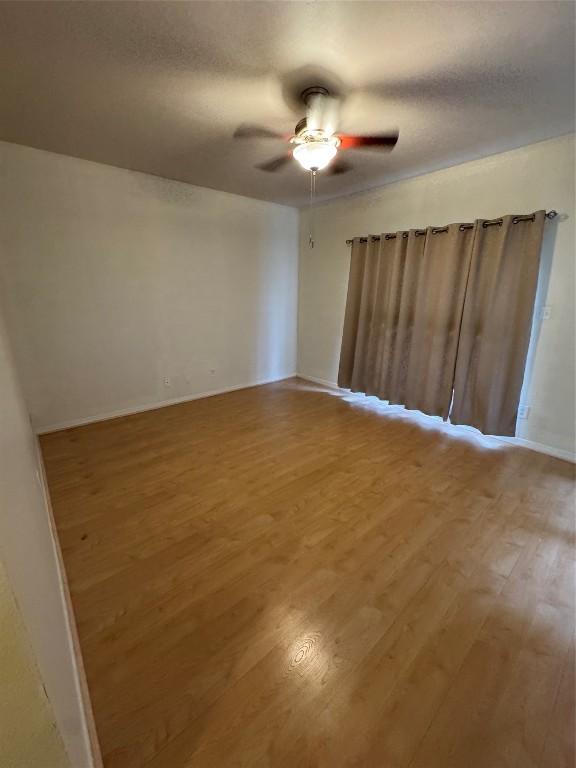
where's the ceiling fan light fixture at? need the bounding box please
[293,141,338,171]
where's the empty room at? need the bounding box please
[0,2,574,767]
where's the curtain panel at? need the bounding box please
[338,211,545,436]
[451,211,546,435]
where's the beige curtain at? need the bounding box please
[338,223,475,419]
[339,211,546,436]
[451,211,546,435]
[404,224,476,418]
[338,231,425,403]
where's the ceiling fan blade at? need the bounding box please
[234,124,285,140]
[327,159,352,176]
[338,132,399,151]
[256,154,292,172]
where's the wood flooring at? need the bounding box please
[40,378,575,768]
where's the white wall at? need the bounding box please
[0,558,69,768]
[298,135,575,457]
[0,304,97,767]
[0,142,298,432]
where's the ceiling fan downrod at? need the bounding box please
[309,169,317,249]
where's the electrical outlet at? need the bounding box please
[517,405,530,420]
[541,305,552,321]
[163,377,171,387]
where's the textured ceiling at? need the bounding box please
[0,1,574,207]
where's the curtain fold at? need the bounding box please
[404,224,475,418]
[338,211,546,437]
[339,224,475,419]
[337,236,374,392]
[338,232,426,402]
[338,231,424,403]
[451,211,545,436]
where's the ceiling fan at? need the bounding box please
[233,86,399,175]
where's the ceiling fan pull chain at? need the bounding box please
[309,170,316,249]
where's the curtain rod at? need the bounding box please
[345,210,558,245]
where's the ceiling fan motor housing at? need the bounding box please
[295,117,308,136]
[292,90,340,171]
[293,117,340,146]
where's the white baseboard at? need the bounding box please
[33,441,103,767]
[37,374,296,435]
[492,435,576,463]
[296,374,576,464]
[295,374,341,390]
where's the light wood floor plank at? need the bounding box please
[40,378,575,767]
